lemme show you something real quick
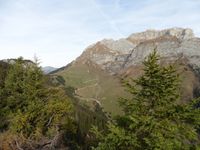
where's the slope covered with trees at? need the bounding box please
[0,58,77,150]
[1,50,200,149]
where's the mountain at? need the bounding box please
[52,27,200,115]
[42,66,58,74]
[76,28,198,74]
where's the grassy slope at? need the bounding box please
[54,62,127,116]
[53,57,200,117]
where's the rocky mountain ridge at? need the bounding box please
[75,27,200,74]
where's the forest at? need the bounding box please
[0,51,200,150]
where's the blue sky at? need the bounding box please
[0,0,200,67]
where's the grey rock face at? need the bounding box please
[100,38,136,54]
[125,37,200,68]
[76,27,200,74]
[77,42,126,73]
[128,28,194,44]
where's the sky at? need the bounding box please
[0,0,200,67]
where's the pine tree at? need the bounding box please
[93,50,200,150]
[0,58,77,149]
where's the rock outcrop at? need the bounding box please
[76,28,200,74]
[128,28,194,44]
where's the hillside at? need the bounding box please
[52,28,200,115]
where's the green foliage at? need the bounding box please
[0,61,10,130]
[4,58,45,113]
[10,87,75,139]
[0,58,76,145]
[93,50,200,150]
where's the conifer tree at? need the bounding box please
[0,58,76,149]
[93,50,200,150]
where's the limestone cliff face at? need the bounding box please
[128,28,194,44]
[76,41,131,74]
[125,36,200,67]
[76,28,200,74]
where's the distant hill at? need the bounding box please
[52,27,200,115]
[42,66,58,74]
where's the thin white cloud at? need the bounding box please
[0,0,200,67]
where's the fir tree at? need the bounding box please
[0,58,77,149]
[93,50,200,150]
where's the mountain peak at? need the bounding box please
[75,27,199,74]
[128,27,194,44]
